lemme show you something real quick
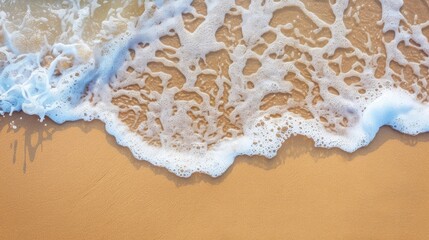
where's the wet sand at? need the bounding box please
[1,113,429,240]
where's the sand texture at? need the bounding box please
[1,113,429,240]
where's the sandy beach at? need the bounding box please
[2,0,429,239]
[1,113,429,240]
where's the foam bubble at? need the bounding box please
[1,0,429,177]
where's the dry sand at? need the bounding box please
[1,113,429,240]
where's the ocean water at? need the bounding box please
[1,0,429,177]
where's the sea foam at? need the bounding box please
[1,0,429,177]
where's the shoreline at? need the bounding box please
[3,112,429,180]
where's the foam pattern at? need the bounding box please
[1,0,429,177]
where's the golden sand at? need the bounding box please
[2,0,429,239]
[1,113,429,240]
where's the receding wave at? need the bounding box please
[1,0,429,177]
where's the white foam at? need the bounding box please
[1,0,429,177]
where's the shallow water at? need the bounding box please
[1,0,429,177]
